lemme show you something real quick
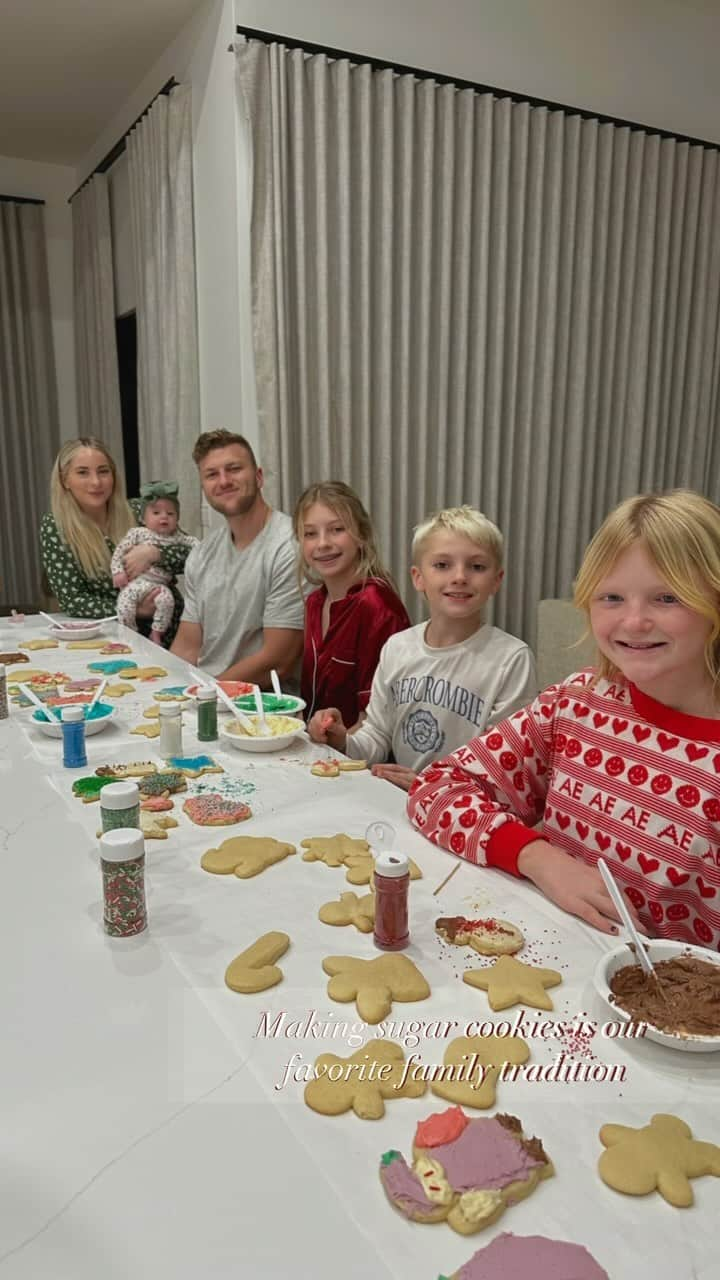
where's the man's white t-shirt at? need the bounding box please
[181,511,304,675]
[345,621,537,771]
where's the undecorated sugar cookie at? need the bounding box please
[322,952,430,1024]
[429,1035,530,1110]
[305,1041,427,1119]
[140,811,179,840]
[319,890,375,933]
[200,835,294,876]
[225,931,290,993]
[463,954,562,1011]
[598,1113,720,1206]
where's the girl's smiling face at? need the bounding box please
[62,447,114,516]
[589,541,714,708]
[301,502,360,584]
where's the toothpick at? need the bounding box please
[432,861,462,897]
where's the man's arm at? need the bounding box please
[171,621,203,667]
[218,627,304,687]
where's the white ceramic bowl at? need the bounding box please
[48,622,102,641]
[593,939,720,1052]
[221,715,306,753]
[31,702,117,738]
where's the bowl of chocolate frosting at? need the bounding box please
[594,940,720,1052]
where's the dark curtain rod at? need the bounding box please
[0,193,44,205]
[235,24,719,153]
[69,76,177,202]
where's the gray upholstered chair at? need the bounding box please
[536,599,597,689]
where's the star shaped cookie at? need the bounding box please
[463,955,562,1011]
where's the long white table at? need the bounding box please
[0,619,717,1279]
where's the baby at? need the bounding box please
[111,481,197,645]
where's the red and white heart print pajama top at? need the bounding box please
[408,671,720,949]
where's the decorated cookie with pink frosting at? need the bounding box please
[440,1231,609,1279]
[380,1108,553,1235]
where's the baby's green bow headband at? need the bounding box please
[139,480,180,515]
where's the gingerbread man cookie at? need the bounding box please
[429,1035,531,1110]
[322,953,431,1024]
[225,932,290,993]
[319,890,376,933]
[183,795,252,826]
[380,1108,553,1235]
[96,761,158,779]
[305,1042,427,1119]
[436,916,524,956]
[200,835,295,876]
[463,955,562,1011]
[598,1114,720,1206]
[164,754,224,777]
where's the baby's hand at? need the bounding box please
[308,707,347,749]
[371,763,418,792]
[113,571,129,588]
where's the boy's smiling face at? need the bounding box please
[411,532,503,622]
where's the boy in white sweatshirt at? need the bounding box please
[307,506,537,789]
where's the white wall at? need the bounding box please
[0,155,77,441]
[233,0,720,144]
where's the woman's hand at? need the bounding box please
[124,544,160,580]
[517,841,645,935]
[307,708,347,750]
[371,763,418,792]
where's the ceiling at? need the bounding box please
[0,0,205,166]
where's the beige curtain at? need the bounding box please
[0,201,60,607]
[71,174,124,468]
[127,82,201,535]
[236,39,720,645]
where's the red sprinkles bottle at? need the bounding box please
[99,828,147,937]
[373,851,410,951]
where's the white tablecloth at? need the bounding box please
[0,619,717,1279]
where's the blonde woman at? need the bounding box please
[294,480,410,726]
[40,438,191,642]
[408,489,720,947]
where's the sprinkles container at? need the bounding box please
[61,705,87,767]
[158,701,183,756]
[100,781,141,833]
[196,685,218,741]
[373,851,410,951]
[99,828,147,937]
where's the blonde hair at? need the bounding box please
[293,481,397,589]
[412,506,504,566]
[50,438,135,579]
[574,489,720,691]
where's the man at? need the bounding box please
[171,430,304,683]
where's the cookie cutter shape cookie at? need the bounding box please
[322,953,431,1024]
[304,1041,427,1119]
[72,775,116,804]
[19,637,59,650]
[429,1034,531,1110]
[152,686,190,702]
[337,759,367,772]
[89,659,138,675]
[96,761,157,779]
[140,795,174,812]
[0,652,29,665]
[598,1113,720,1207]
[140,811,179,840]
[65,639,109,650]
[201,836,295,876]
[225,931,290,993]
[441,1232,609,1279]
[380,1108,553,1236]
[105,682,135,698]
[119,665,168,681]
[301,833,370,868]
[463,955,562,1012]
[319,890,375,933]
[183,794,252,826]
[138,771,187,796]
[436,916,524,956]
[130,721,161,738]
[164,754,224,777]
[310,759,340,777]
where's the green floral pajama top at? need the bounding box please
[39,500,191,643]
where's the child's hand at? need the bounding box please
[518,841,646,936]
[307,708,347,749]
[113,571,129,588]
[371,763,418,792]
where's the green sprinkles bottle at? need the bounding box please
[100,781,141,833]
[196,685,218,741]
[99,828,147,937]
